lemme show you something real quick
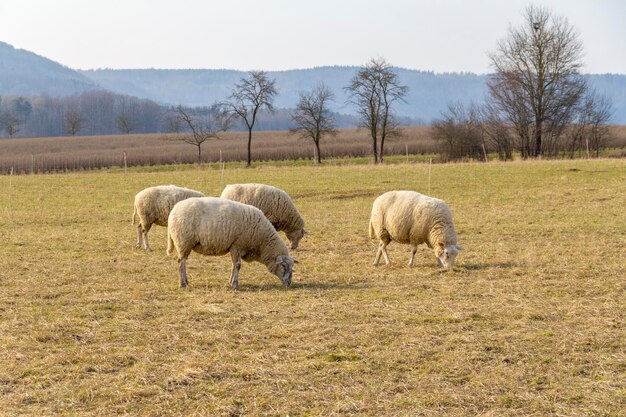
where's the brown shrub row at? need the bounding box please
[0,127,439,174]
[1,125,624,174]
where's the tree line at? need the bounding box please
[1,5,616,165]
[433,5,614,160]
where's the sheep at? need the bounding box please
[220,183,307,250]
[369,190,463,269]
[132,185,205,251]
[166,197,295,289]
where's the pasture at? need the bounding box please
[0,159,624,416]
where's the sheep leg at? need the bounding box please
[408,246,417,267]
[178,258,188,287]
[373,243,383,266]
[143,230,153,252]
[135,225,143,249]
[229,252,242,290]
[374,241,391,266]
[381,242,391,265]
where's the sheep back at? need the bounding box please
[220,183,304,234]
[134,185,204,229]
[167,197,289,263]
[370,190,457,248]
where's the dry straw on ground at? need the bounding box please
[0,158,624,416]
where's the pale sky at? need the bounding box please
[0,0,624,73]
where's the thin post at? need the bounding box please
[428,158,432,194]
[585,138,590,159]
[123,151,128,174]
[482,143,488,162]
[9,167,13,220]
[31,154,34,175]
[405,143,409,163]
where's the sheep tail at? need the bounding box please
[369,219,375,239]
[166,230,175,257]
[131,205,137,225]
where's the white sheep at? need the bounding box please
[220,183,307,249]
[369,190,463,268]
[166,197,295,289]
[132,185,205,251]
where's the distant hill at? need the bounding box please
[79,67,626,123]
[0,41,97,96]
[0,41,625,123]
[79,67,489,122]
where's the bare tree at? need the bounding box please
[568,90,614,157]
[488,5,587,158]
[432,102,485,161]
[115,113,136,134]
[0,112,21,137]
[345,58,407,164]
[480,103,514,161]
[289,84,337,164]
[64,109,86,136]
[217,71,277,167]
[585,93,614,157]
[174,105,224,163]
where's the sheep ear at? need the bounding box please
[276,255,283,263]
[438,242,445,248]
[303,230,310,236]
[456,245,464,251]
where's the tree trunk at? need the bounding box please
[379,134,385,164]
[247,128,252,167]
[314,141,321,164]
[197,144,202,163]
[535,120,543,157]
[371,130,378,164]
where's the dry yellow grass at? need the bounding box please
[0,158,624,416]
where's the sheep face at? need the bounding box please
[268,255,294,286]
[435,243,463,269]
[286,229,307,250]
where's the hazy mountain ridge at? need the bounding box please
[0,41,97,96]
[1,41,625,123]
[79,67,490,121]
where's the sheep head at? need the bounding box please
[286,229,307,250]
[435,242,463,269]
[269,255,294,286]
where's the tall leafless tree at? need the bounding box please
[488,5,587,158]
[217,71,277,167]
[64,109,86,136]
[174,105,224,163]
[289,83,337,164]
[345,58,407,164]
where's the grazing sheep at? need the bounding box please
[166,197,295,289]
[132,185,205,251]
[369,190,463,269]
[220,183,307,249]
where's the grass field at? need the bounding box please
[0,158,625,416]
